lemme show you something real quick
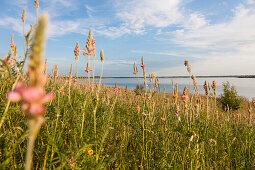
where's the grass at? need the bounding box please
[1,75,255,169]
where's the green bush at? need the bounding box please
[219,81,242,111]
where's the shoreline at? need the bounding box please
[75,75,255,79]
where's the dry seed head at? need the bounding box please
[22,9,26,23]
[204,81,209,96]
[74,41,79,61]
[184,60,189,66]
[44,58,47,74]
[35,0,39,9]
[54,64,58,77]
[100,49,104,62]
[11,34,14,44]
[28,13,48,87]
[14,46,17,57]
[151,72,156,79]
[184,60,191,73]
[86,28,93,50]
[191,75,199,95]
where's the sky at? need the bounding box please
[0,0,255,77]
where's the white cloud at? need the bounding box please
[183,13,208,29]
[114,0,183,34]
[172,3,255,52]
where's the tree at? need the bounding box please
[219,81,242,111]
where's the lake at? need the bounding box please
[99,77,255,100]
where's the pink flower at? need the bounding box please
[89,48,95,53]
[90,84,94,89]
[85,67,93,73]
[10,42,16,49]
[141,64,145,69]
[173,94,178,98]
[136,106,140,111]
[161,117,166,121]
[22,87,45,102]
[114,82,118,92]
[133,71,137,75]
[7,91,22,102]
[114,87,118,92]
[4,57,11,64]
[181,94,188,100]
[7,82,54,116]
[73,79,77,83]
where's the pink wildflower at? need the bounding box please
[114,82,118,92]
[10,42,16,49]
[85,67,93,73]
[89,48,95,53]
[181,94,188,100]
[173,94,178,98]
[4,57,11,64]
[136,106,140,111]
[7,91,22,102]
[7,82,54,115]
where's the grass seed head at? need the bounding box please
[22,9,26,23]
[100,49,104,62]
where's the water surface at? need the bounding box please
[99,77,255,100]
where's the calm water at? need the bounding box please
[99,77,255,100]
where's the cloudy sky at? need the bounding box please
[0,0,255,77]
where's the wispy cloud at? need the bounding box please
[114,0,183,34]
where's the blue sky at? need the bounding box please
[0,0,255,76]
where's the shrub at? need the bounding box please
[134,84,144,95]
[219,81,242,111]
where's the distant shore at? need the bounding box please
[75,75,255,79]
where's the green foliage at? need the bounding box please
[134,84,144,95]
[219,81,242,111]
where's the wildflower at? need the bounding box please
[181,94,188,100]
[4,56,11,64]
[7,82,54,115]
[136,106,140,113]
[173,94,178,99]
[87,149,93,155]
[74,42,80,60]
[10,42,16,49]
[141,56,145,69]
[114,81,118,92]
[10,34,16,50]
[100,148,104,152]
[204,81,209,96]
[85,63,93,73]
[161,117,165,121]
[7,91,22,102]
